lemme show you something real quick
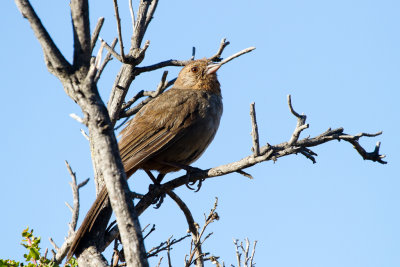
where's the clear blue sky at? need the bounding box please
[1,1,399,266]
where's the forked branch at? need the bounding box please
[131,95,385,218]
[50,161,89,264]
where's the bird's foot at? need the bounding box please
[179,165,205,192]
[184,167,205,192]
[148,183,166,209]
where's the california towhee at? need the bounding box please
[68,59,223,258]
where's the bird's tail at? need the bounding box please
[67,186,109,261]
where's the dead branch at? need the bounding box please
[91,17,105,53]
[249,102,260,156]
[131,95,385,217]
[95,38,118,83]
[167,191,204,267]
[48,161,89,264]
[184,198,220,267]
[112,0,125,61]
[232,239,257,267]
[146,235,190,258]
[209,38,230,62]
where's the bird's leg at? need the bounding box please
[158,161,205,192]
[162,161,204,175]
[145,170,166,209]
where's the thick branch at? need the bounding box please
[70,0,91,70]
[131,0,152,49]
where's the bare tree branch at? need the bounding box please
[232,239,257,267]
[91,17,105,53]
[129,0,136,30]
[47,161,90,264]
[167,191,204,267]
[101,37,123,62]
[218,47,256,66]
[131,95,385,218]
[249,102,260,156]
[113,0,125,61]
[118,71,171,120]
[145,0,159,30]
[155,256,163,267]
[209,38,230,62]
[147,235,190,258]
[134,59,191,74]
[95,38,118,83]
[131,0,152,49]
[184,198,219,267]
[70,0,91,70]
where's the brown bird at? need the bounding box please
[68,59,223,259]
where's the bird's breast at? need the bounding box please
[141,90,223,173]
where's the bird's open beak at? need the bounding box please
[206,63,221,75]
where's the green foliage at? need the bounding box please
[0,227,77,267]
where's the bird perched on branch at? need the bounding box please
[68,59,223,259]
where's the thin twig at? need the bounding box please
[156,257,163,267]
[113,0,125,61]
[119,72,172,119]
[94,41,105,71]
[48,161,90,264]
[287,95,308,146]
[100,38,123,62]
[233,239,242,267]
[167,191,204,267]
[144,0,159,30]
[129,0,136,30]
[80,129,89,140]
[95,38,118,83]
[209,38,230,62]
[147,235,190,258]
[91,17,105,53]
[249,102,260,156]
[49,238,59,251]
[166,239,172,267]
[69,113,84,124]
[218,47,256,66]
[236,170,253,179]
[143,224,156,240]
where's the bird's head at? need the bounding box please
[174,59,221,94]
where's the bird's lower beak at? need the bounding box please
[206,63,221,75]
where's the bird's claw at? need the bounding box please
[185,177,205,192]
[148,183,166,209]
[182,166,205,192]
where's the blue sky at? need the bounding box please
[1,1,399,266]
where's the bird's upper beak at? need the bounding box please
[206,63,221,75]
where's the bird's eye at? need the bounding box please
[191,66,199,73]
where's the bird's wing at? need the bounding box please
[118,89,199,173]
